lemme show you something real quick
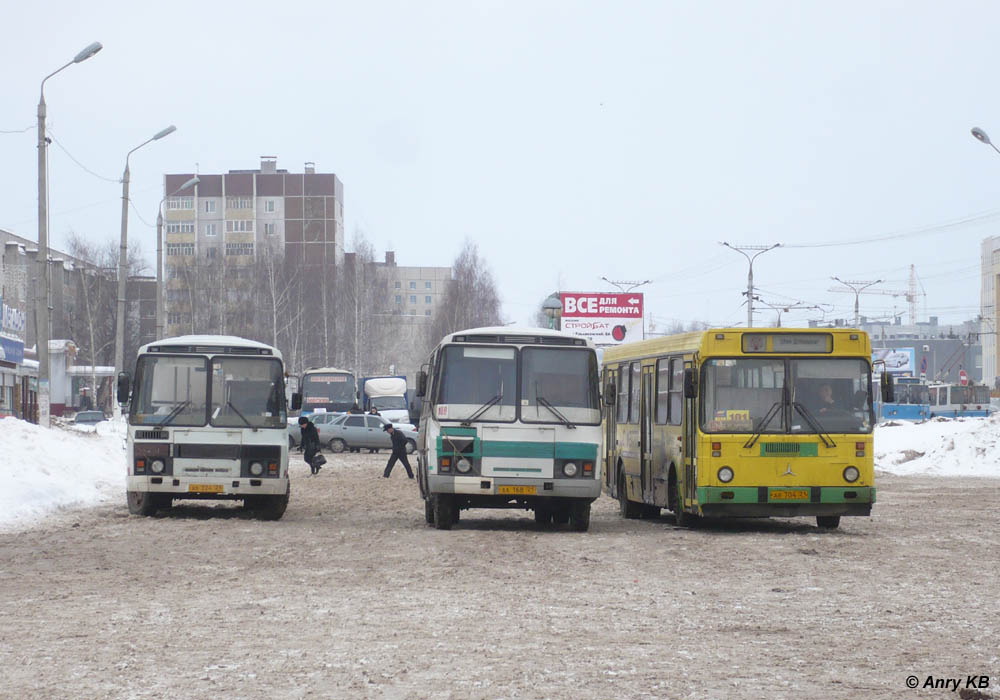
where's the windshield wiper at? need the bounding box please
[536,395,576,429]
[743,401,782,449]
[226,400,258,432]
[460,393,502,426]
[158,400,191,427]
[791,402,836,448]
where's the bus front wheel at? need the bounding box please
[816,515,840,530]
[534,506,553,525]
[256,483,290,521]
[424,498,435,524]
[569,501,591,532]
[433,495,454,530]
[127,491,162,517]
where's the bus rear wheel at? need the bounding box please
[433,495,454,530]
[569,501,591,532]
[127,491,163,517]
[816,515,841,529]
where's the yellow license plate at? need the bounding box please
[188,484,224,493]
[770,489,808,500]
[498,485,537,495]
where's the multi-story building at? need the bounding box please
[981,236,1000,387]
[382,251,452,320]
[162,157,344,342]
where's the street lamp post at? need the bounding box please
[156,176,199,339]
[720,242,781,328]
[114,125,177,418]
[831,277,883,327]
[36,41,102,428]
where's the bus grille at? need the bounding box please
[760,443,818,457]
[135,430,168,440]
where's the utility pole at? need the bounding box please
[600,277,651,294]
[720,242,780,328]
[830,277,883,327]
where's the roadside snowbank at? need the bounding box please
[0,416,125,530]
[875,414,1000,477]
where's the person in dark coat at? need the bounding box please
[382,424,414,478]
[298,416,322,474]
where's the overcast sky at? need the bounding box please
[3,1,1000,331]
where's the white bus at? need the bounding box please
[415,327,602,531]
[299,367,357,416]
[118,335,298,520]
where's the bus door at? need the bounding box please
[683,359,698,505]
[603,368,616,489]
[641,366,654,501]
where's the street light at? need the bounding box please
[971,127,1000,157]
[831,277,883,327]
[156,176,199,338]
[720,242,781,328]
[114,125,177,418]
[36,41,103,427]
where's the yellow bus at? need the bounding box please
[601,328,889,529]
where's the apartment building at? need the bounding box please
[162,157,344,338]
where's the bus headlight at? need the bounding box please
[456,458,472,474]
[150,459,165,475]
[717,466,734,483]
[249,461,264,476]
[843,466,860,483]
[562,462,578,477]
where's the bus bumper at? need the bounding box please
[427,474,601,500]
[697,486,875,518]
[126,475,289,498]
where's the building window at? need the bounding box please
[425,281,432,289]
[204,200,216,213]
[395,295,402,304]
[264,199,275,213]
[225,220,254,233]
[410,295,416,304]
[425,310,431,316]
[207,248,217,259]
[166,243,194,256]
[409,281,416,290]
[225,242,254,256]
[226,196,252,209]
[425,296,431,303]
[205,223,217,236]
[167,196,193,210]
[167,312,191,325]
[166,222,195,233]
[264,223,276,235]
[394,281,401,289]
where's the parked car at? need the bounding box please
[287,411,344,448]
[325,413,418,454]
[73,410,106,425]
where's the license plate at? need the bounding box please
[498,485,536,495]
[770,489,808,500]
[188,484,224,493]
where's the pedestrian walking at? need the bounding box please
[381,424,414,479]
[298,416,322,474]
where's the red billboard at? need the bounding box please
[560,292,644,345]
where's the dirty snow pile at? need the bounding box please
[0,416,125,530]
[875,414,1000,477]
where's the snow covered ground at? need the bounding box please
[2,412,1000,530]
[0,416,126,531]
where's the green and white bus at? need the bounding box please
[415,326,602,531]
[118,335,298,520]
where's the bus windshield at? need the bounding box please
[209,357,286,428]
[130,355,209,426]
[701,357,872,434]
[302,373,355,409]
[520,347,600,424]
[437,346,517,420]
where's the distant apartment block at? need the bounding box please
[162,157,344,336]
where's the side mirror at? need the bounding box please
[683,368,697,399]
[416,370,427,398]
[881,373,894,403]
[117,372,131,405]
[291,392,302,411]
[604,382,616,406]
